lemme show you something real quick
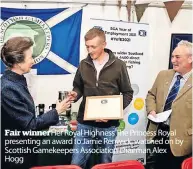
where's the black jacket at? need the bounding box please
[73,48,133,128]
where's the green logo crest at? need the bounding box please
[0,16,52,64]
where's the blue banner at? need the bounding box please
[1,7,82,75]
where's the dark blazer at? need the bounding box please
[1,70,59,169]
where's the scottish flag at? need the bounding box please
[0,7,82,75]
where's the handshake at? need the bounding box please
[55,91,77,115]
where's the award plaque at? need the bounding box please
[84,95,123,120]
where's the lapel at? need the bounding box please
[163,70,175,103]
[174,74,192,102]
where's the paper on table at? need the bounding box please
[148,110,172,123]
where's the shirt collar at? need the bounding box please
[174,70,192,81]
[93,53,109,66]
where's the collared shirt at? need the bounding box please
[168,70,192,94]
[92,53,109,80]
[164,70,192,125]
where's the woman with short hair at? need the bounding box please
[1,36,71,169]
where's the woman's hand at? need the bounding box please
[55,99,71,114]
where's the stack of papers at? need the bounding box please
[148,110,172,123]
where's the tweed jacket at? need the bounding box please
[146,69,192,156]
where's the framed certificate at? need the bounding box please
[84,95,123,120]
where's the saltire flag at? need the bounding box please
[0,7,82,75]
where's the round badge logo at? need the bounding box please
[128,113,139,125]
[0,16,52,64]
[134,98,144,110]
[118,120,125,132]
[131,84,139,96]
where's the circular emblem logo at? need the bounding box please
[118,120,125,132]
[134,98,144,110]
[101,99,108,104]
[131,84,139,96]
[0,16,52,64]
[128,113,139,125]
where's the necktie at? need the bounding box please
[163,75,182,111]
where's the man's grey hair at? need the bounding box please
[177,40,192,55]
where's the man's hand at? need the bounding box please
[95,119,108,122]
[149,110,157,118]
[68,91,78,101]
